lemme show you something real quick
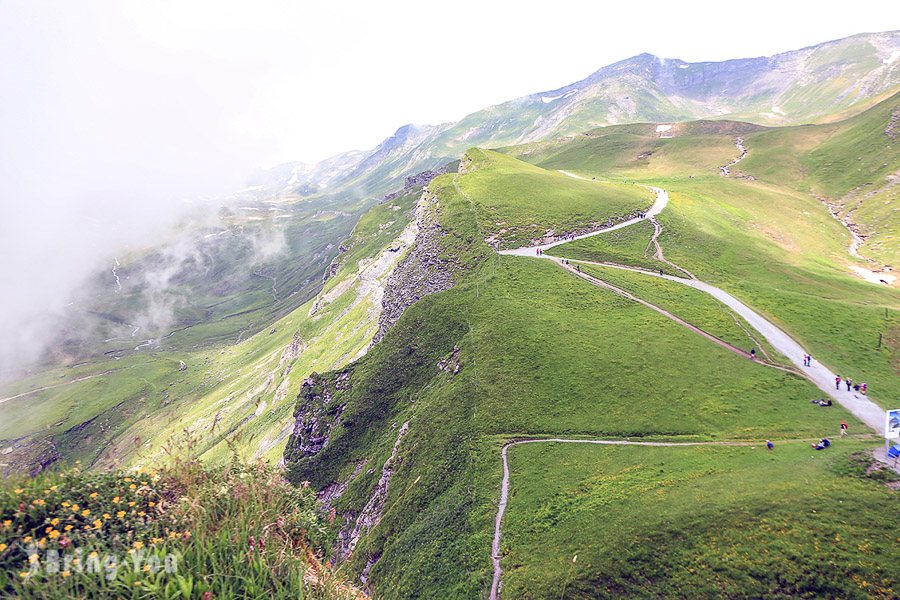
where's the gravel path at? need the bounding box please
[489,179,888,599]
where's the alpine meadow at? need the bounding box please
[4,26,900,600]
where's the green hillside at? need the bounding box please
[281,155,893,598]
[5,36,900,600]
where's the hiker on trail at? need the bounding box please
[659,269,664,276]
[840,421,848,437]
[845,377,852,391]
[861,382,867,395]
[835,376,841,390]
[750,348,756,359]
[766,440,774,450]
[854,383,860,392]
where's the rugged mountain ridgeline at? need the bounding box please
[260,31,900,205]
[3,31,900,600]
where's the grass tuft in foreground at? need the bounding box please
[0,444,366,600]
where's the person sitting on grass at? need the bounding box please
[811,438,831,450]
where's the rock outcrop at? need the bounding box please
[379,164,453,205]
[283,372,351,463]
[371,188,459,344]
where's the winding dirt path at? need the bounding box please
[560,262,801,375]
[489,177,888,598]
[499,182,885,431]
[490,437,752,600]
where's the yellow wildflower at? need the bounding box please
[143,564,151,572]
[117,511,126,518]
[45,526,53,533]
[89,551,98,557]
[0,543,6,552]
[28,554,39,563]
[81,509,90,517]
[61,502,70,507]
[89,492,98,498]
[128,502,135,507]
[19,572,28,578]
[148,502,155,508]
[112,497,120,504]
[139,467,147,473]
[138,511,146,517]
[103,513,111,520]
[133,541,144,549]
[129,484,136,490]
[14,489,23,494]
[124,478,132,482]
[49,530,60,539]
[2,520,10,527]
[92,519,102,529]
[23,536,32,543]
[50,518,59,526]
[71,504,79,512]
[61,571,70,577]
[43,489,50,494]
[133,581,141,586]
[50,486,57,491]
[64,525,73,531]
[141,481,148,485]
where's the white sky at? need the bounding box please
[0,0,899,373]
[3,0,896,168]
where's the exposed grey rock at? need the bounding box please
[371,189,460,344]
[379,164,453,205]
[886,104,900,138]
[283,375,348,462]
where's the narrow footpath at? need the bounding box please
[490,177,889,599]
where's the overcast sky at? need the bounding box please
[1,0,899,373]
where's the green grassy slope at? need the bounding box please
[283,164,889,599]
[456,149,653,248]
[503,441,900,600]
[502,99,900,409]
[0,187,424,473]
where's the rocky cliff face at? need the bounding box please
[379,164,454,205]
[371,187,460,345]
[283,372,351,464]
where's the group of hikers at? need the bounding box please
[835,375,867,394]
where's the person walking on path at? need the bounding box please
[750,348,756,359]
[861,382,867,395]
[836,376,841,390]
[845,377,852,391]
[766,440,774,450]
[840,421,848,437]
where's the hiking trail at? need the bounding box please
[491,177,888,599]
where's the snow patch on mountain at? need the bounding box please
[541,89,577,104]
